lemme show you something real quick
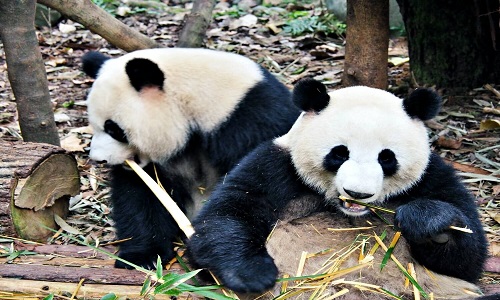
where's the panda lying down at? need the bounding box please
[187,79,490,299]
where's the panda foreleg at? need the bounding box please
[188,142,305,293]
[395,199,487,283]
[110,164,189,269]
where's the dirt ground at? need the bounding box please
[0,1,499,299]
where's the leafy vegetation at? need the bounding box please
[283,9,346,37]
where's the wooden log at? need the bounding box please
[0,278,179,299]
[0,244,203,299]
[0,141,79,242]
[0,264,147,285]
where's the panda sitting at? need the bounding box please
[187,79,489,298]
[81,48,300,269]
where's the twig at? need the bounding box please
[484,83,500,98]
[125,160,195,238]
[70,278,85,300]
[448,225,473,234]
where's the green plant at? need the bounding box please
[284,11,346,37]
[92,0,120,16]
[214,7,245,19]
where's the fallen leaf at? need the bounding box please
[436,136,462,149]
[54,112,70,123]
[61,133,87,152]
[483,107,500,115]
[489,241,500,257]
[480,119,500,130]
[473,99,492,107]
[58,23,76,34]
[447,111,475,118]
[229,14,258,29]
[492,185,500,196]
[54,214,82,235]
[388,56,409,67]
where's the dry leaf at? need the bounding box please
[388,56,409,67]
[489,242,500,257]
[486,210,500,225]
[436,136,462,149]
[483,107,500,115]
[480,119,500,130]
[54,214,82,235]
[492,185,500,196]
[61,133,87,152]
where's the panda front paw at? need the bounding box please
[213,251,279,294]
[395,200,465,243]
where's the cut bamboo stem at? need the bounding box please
[125,160,195,238]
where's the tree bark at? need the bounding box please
[38,0,160,51]
[0,142,79,242]
[396,0,500,91]
[0,0,60,146]
[177,0,217,48]
[343,0,389,89]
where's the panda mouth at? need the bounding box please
[340,200,368,213]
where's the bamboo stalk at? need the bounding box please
[125,160,195,238]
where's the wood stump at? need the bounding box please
[0,141,79,241]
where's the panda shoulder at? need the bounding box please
[415,153,470,196]
[232,140,292,172]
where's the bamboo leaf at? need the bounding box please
[42,294,54,300]
[100,293,117,300]
[156,256,163,280]
[380,232,401,271]
[141,276,152,296]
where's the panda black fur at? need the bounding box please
[82,48,300,269]
[187,79,489,296]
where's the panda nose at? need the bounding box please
[344,189,374,200]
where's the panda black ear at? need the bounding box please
[125,58,165,92]
[82,51,110,78]
[403,88,441,121]
[293,78,330,112]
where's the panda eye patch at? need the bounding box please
[104,120,128,143]
[378,149,398,176]
[323,145,349,172]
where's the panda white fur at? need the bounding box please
[187,79,489,298]
[82,48,300,269]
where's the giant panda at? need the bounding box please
[187,79,490,299]
[81,48,300,269]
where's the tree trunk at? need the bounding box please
[38,0,160,51]
[343,0,389,89]
[396,0,500,91]
[0,0,60,146]
[177,0,217,48]
[0,142,79,242]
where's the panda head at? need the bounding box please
[82,50,183,166]
[276,79,441,217]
